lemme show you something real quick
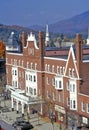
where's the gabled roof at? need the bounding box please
[64,45,79,79]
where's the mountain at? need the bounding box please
[0,24,36,43]
[29,25,45,31]
[49,10,89,36]
[29,10,89,38]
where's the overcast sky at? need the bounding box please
[0,0,89,26]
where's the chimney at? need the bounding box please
[21,32,27,48]
[38,31,45,57]
[75,33,82,75]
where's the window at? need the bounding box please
[81,102,85,112]
[29,87,33,95]
[27,62,29,68]
[12,81,14,86]
[29,75,31,80]
[87,104,89,113]
[52,65,55,73]
[73,100,76,109]
[15,70,17,76]
[66,82,69,91]
[15,81,17,87]
[26,74,28,80]
[30,75,32,81]
[45,64,47,71]
[70,100,76,110]
[46,77,50,85]
[59,81,62,88]
[69,68,72,76]
[70,83,76,92]
[70,100,72,109]
[67,97,70,106]
[47,91,49,98]
[60,67,62,75]
[48,64,50,72]
[34,89,36,95]
[73,84,75,92]
[63,67,65,74]
[26,87,28,93]
[57,66,59,74]
[55,77,63,90]
[52,78,55,86]
[12,70,14,75]
[35,63,37,70]
[53,92,56,101]
[31,62,33,69]
[72,69,75,77]
[33,75,36,82]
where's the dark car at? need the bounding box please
[16,121,34,130]
[12,120,25,128]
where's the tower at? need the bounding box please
[45,24,50,46]
[87,28,89,45]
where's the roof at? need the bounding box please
[7,32,20,45]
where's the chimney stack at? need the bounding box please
[75,33,82,75]
[21,32,27,48]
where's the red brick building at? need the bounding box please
[6,31,89,129]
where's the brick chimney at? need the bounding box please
[75,33,82,75]
[21,32,28,49]
[38,31,45,58]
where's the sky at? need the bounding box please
[0,0,89,27]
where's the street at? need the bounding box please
[0,120,15,130]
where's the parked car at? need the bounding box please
[16,121,34,130]
[12,120,25,128]
[12,120,34,130]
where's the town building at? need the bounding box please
[6,31,89,130]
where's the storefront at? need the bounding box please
[55,104,66,128]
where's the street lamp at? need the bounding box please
[50,112,55,130]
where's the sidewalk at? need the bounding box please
[0,99,65,130]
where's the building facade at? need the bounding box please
[6,31,89,129]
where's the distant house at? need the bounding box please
[5,31,89,130]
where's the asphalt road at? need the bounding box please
[0,120,15,130]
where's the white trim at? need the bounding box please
[78,93,89,98]
[64,46,79,78]
[26,32,39,49]
[83,60,89,63]
[44,57,67,61]
[6,52,23,56]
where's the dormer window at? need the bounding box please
[72,69,75,77]
[69,68,72,77]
